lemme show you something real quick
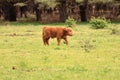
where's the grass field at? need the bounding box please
[0,22,120,80]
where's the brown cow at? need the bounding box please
[42,27,73,45]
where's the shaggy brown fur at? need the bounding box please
[42,27,73,45]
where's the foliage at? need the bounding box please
[76,0,114,3]
[115,15,120,21]
[89,17,110,29]
[109,24,120,35]
[35,0,58,9]
[14,2,27,7]
[88,0,114,3]
[0,0,22,3]
[76,0,84,3]
[65,17,76,28]
[80,39,95,52]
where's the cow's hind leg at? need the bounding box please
[46,37,50,45]
[43,37,46,45]
[42,32,46,45]
[43,38,46,45]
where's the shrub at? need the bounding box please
[65,16,76,28]
[115,15,120,22]
[89,17,110,29]
[109,24,120,35]
[80,39,96,52]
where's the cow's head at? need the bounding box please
[64,28,73,36]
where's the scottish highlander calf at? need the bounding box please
[42,27,73,45]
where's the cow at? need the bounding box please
[42,26,73,45]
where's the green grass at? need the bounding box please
[6,21,66,26]
[0,23,120,80]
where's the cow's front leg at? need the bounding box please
[63,37,68,45]
[57,38,61,46]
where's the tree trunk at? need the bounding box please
[20,6,27,18]
[34,3,42,21]
[58,1,67,22]
[9,4,16,21]
[2,2,16,21]
[79,0,88,22]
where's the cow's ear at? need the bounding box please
[64,28,68,32]
[64,28,68,34]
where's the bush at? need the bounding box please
[89,17,110,29]
[115,15,120,22]
[80,39,96,52]
[65,17,76,28]
[110,24,120,35]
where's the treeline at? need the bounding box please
[0,0,120,23]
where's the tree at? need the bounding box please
[0,1,16,21]
[76,0,117,21]
[57,0,67,22]
[0,0,27,21]
[76,0,87,21]
[14,2,28,18]
[34,0,58,21]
